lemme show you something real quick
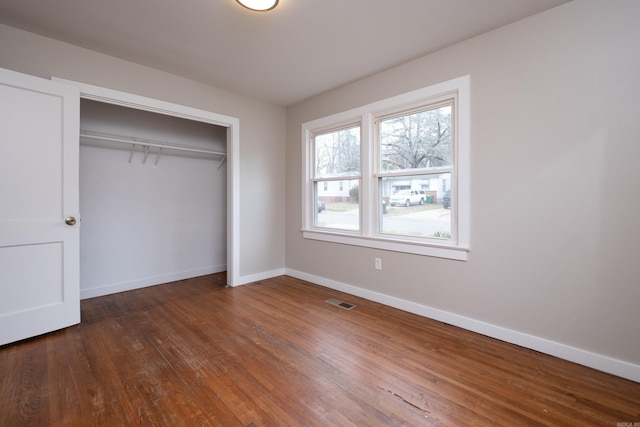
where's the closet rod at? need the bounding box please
[80,129,226,157]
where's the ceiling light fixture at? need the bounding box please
[236,0,279,12]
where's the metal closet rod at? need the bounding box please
[79,129,226,156]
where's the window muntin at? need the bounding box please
[302,76,469,260]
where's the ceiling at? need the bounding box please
[0,0,571,106]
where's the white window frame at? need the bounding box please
[301,76,470,261]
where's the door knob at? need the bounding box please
[65,216,77,226]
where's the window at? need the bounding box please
[312,125,360,232]
[378,102,453,239]
[302,76,469,260]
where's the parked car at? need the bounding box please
[389,189,425,207]
[317,200,325,213]
[442,190,451,209]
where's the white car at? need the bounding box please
[389,190,425,207]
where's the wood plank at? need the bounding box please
[0,273,638,426]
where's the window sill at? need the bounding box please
[302,229,469,261]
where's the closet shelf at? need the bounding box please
[80,129,226,168]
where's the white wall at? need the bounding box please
[286,0,640,380]
[0,24,287,284]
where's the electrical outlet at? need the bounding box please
[375,258,382,270]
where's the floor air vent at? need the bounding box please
[325,298,356,310]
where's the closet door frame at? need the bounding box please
[54,78,240,287]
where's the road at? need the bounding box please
[317,207,451,237]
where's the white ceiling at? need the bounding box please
[0,0,571,106]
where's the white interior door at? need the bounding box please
[0,67,80,345]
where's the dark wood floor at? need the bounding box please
[1,273,639,426]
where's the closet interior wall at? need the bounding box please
[79,99,227,298]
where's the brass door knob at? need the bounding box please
[65,216,77,226]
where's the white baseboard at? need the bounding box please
[232,268,287,287]
[80,265,227,300]
[285,268,640,383]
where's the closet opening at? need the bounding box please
[56,78,241,299]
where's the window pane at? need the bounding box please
[380,105,451,171]
[380,173,451,239]
[315,179,360,231]
[315,126,360,178]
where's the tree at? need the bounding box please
[380,105,451,171]
[349,184,359,203]
[315,126,360,176]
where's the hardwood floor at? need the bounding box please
[1,273,638,426]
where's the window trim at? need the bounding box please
[302,76,470,261]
